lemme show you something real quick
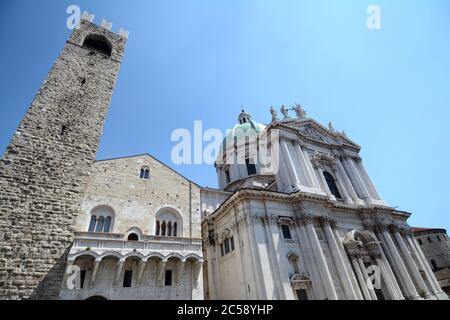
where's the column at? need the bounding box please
[357,257,378,300]
[348,251,372,300]
[247,214,268,299]
[380,225,419,299]
[190,260,204,300]
[294,216,326,299]
[321,217,358,299]
[392,228,429,296]
[302,147,322,189]
[374,255,398,299]
[341,156,370,199]
[332,227,364,299]
[373,229,405,299]
[113,260,124,288]
[302,216,338,300]
[136,260,148,287]
[336,157,362,204]
[264,216,293,299]
[156,260,167,287]
[281,139,301,190]
[288,143,309,186]
[407,234,445,296]
[175,260,186,286]
[277,142,294,192]
[86,259,100,288]
[354,158,380,199]
[293,144,313,187]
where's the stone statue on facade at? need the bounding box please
[292,103,306,118]
[269,106,278,122]
[328,122,335,132]
[280,105,290,119]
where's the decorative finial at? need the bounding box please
[118,28,130,39]
[280,105,290,119]
[292,103,306,118]
[81,11,95,23]
[328,122,335,132]
[270,106,278,122]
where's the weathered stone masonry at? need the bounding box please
[0,20,126,299]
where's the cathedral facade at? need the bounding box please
[0,17,448,300]
[200,109,448,300]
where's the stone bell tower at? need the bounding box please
[0,16,127,299]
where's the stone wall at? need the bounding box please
[0,20,126,299]
[77,154,202,238]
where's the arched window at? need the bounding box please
[155,208,182,237]
[127,233,139,241]
[430,259,438,271]
[323,171,341,199]
[428,236,433,243]
[139,167,150,179]
[418,238,423,245]
[88,206,115,233]
[82,34,112,56]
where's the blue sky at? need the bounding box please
[0,0,449,231]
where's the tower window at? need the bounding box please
[82,34,112,56]
[165,270,172,286]
[281,225,292,240]
[428,236,433,243]
[418,239,423,245]
[60,125,67,135]
[437,235,441,242]
[246,158,257,176]
[123,270,132,287]
[323,171,341,199]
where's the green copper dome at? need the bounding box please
[220,110,266,152]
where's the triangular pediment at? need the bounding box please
[269,118,360,150]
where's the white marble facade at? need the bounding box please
[202,108,449,300]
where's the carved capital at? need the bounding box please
[319,216,337,228]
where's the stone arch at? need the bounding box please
[184,253,204,263]
[125,227,143,241]
[154,206,183,237]
[123,252,146,262]
[86,204,116,233]
[69,250,99,262]
[82,34,112,56]
[146,252,166,261]
[99,251,122,261]
[166,252,185,262]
